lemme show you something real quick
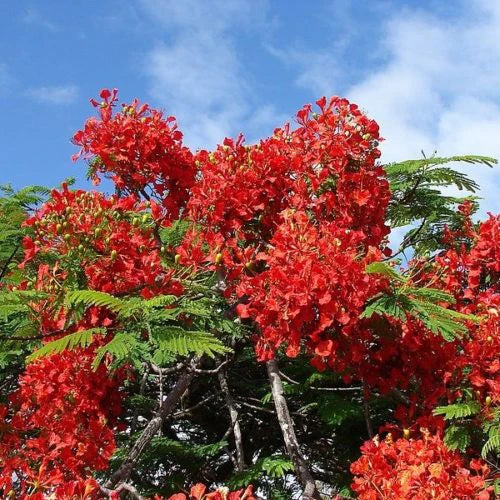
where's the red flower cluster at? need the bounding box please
[181,97,390,361]
[22,184,182,298]
[168,483,255,500]
[235,210,385,361]
[350,431,493,499]
[72,89,196,220]
[334,211,500,421]
[0,347,123,496]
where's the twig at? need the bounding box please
[0,245,19,282]
[362,386,374,439]
[191,358,232,374]
[278,370,362,392]
[100,482,145,500]
[2,328,65,342]
[149,362,185,375]
[171,393,220,419]
[237,400,276,415]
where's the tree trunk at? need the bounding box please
[106,368,195,488]
[266,358,320,499]
[218,369,246,471]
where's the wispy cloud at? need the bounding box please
[139,0,281,149]
[21,7,57,32]
[0,63,14,94]
[26,85,79,105]
[268,0,500,216]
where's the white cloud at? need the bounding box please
[26,85,79,105]
[139,0,279,149]
[269,0,500,217]
[0,63,14,93]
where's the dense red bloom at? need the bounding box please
[53,478,100,499]
[72,89,196,220]
[0,347,123,495]
[168,483,255,500]
[235,210,385,361]
[21,185,183,297]
[351,431,493,499]
[180,97,391,363]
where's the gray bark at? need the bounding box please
[266,358,320,499]
[218,369,246,471]
[106,368,195,488]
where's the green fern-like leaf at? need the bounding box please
[159,219,190,248]
[153,326,231,358]
[433,401,480,420]
[361,294,408,322]
[444,424,471,452]
[27,327,104,362]
[365,262,405,282]
[481,426,500,458]
[65,290,126,314]
[92,332,142,370]
[228,456,293,488]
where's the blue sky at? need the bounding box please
[1,0,499,219]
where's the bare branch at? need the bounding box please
[106,367,195,488]
[278,370,362,392]
[267,359,320,500]
[218,369,245,471]
[171,392,221,419]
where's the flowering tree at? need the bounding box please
[0,89,497,499]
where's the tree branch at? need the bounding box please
[266,358,320,500]
[278,370,362,392]
[0,245,19,282]
[106,367,195,488]
[218,369,245,471]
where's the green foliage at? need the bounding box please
[27,328,105,362]
[363,264,478,341]
[443,424,471,452]
[152,327,231,359]
[59,283,236,371]
[481,427,500,458]
[481,410,500,459]
[0,184,51,283]
[385,155,497,255]
[365,261,405,282]
[228,456,294,489]
[433,401,481,420]
[92,332,145,370]
[65,290,127,315]
[316,394,363,427]
[159,219,190,248]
